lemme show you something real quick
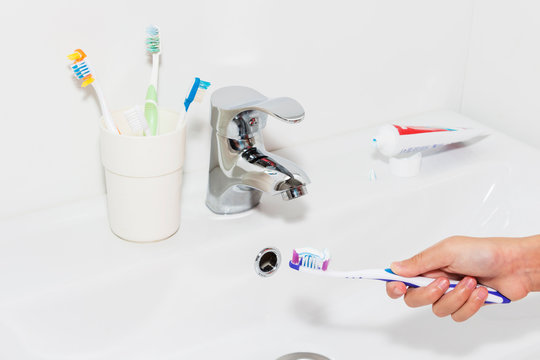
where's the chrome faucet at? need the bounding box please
[206,86,310,214]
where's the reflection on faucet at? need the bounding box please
[206,86,310,214]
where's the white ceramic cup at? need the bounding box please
[100,108,186,242]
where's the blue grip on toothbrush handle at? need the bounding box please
[383,268,511,304]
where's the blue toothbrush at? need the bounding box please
[289,247,510,304]
[177,77,211,131]
[183,77,211,112]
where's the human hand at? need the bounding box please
[386,235,540,322]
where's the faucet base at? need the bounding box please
[206,185,263,215]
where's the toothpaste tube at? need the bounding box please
[372,124,488,157]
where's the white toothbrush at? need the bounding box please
[67,49,119,134]
[124,105,151,136]
[289,247,510,304]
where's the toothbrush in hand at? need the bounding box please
[289,247,510,304]
[67,49,119,134]
[145,24,161,135]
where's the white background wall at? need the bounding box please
[1,0,475,219]
[461,0,540,150]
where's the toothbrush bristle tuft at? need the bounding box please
[184,78,212,111]
[193,80,211,103]
[67,49,87,62]
[70,59,95,87]
[199,80,211,90]
[322,260,330,271]
[146,25,161,53]
[193,89,207,103]
[146,24,159,36]
[71,60,91,78]
[292,250,299,265]
[290,248,331,271]
[124,105,149,136]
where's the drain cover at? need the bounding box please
[254,248,281,277]
[276,353,331,360]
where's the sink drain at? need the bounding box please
[276,352,331,360]
[254,248,281,277]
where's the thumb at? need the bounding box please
[391,241,453,277]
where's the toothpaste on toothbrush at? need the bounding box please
[372,124,488,158]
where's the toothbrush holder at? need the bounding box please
[100,108,186,242]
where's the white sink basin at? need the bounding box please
[1,112,540,359]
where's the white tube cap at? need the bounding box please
[389,152,422,177]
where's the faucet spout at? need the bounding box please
[240,147,309,197]
[276,177,308,201]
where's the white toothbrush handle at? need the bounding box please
[176,107,186,131]
[92,81,118,134]
[348,268,511,304]
[150,52,160,134]
[151,53,160,89]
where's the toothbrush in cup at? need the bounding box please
[145,24,161,135]
[289,247,510,304]
[124,105,150,136]
[177,77,211,130]
[183,77,211,113]
[67,49,119,134]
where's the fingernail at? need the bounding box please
[464,277,476,290]
[435,278,449,291]
[393,287,405,296]
[391,261,402,272]
[476,287,489,301]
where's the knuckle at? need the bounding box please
[443,235,468,248]
[444,235,460,243]
[456,290,471,303]
[457,279,476,299]
[410,251,424,266]
[428,287,445,302]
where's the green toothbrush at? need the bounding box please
[145,25,160,136]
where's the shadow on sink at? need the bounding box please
[375,300,540,356]
[292,295,540,357]
[256,193,309,223]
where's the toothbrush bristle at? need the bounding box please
[146,25,160,54]
[146,24,159,36]
[193,88,208,103]
[322,260,330,271]
[290,248,331,272]
[193,80,211,102]
[292,250,299,265]
[184,78,211,111]
[70,59,95,87]
[71,60,91,78]
[124,106,148,136]
[67,49,87,62]
[199,80,211,90]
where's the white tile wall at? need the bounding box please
[1,0,473,219]
[462,0,540,150]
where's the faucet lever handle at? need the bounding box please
[251,97,304,124]
[211,86,305,137]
